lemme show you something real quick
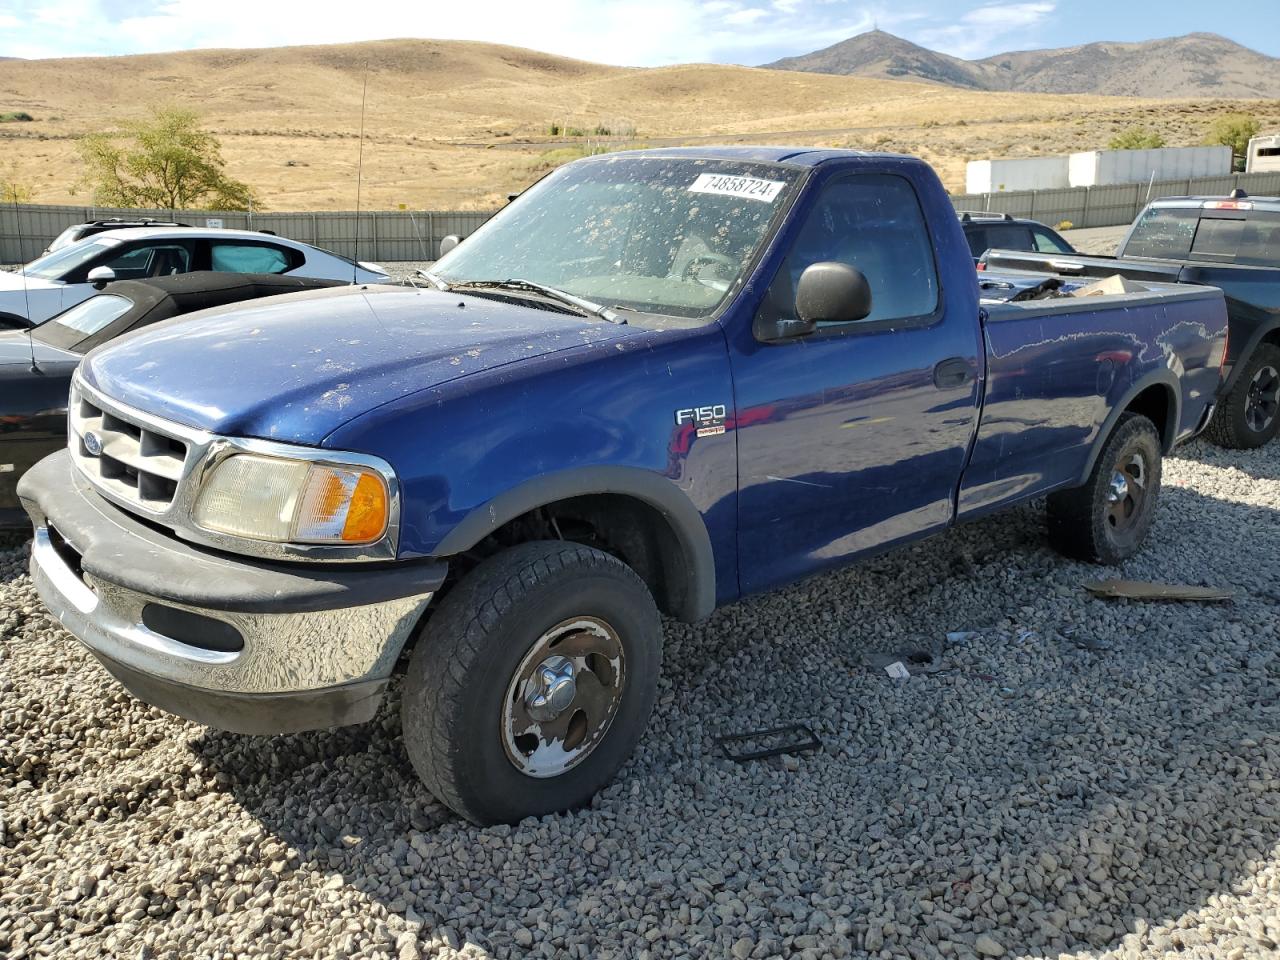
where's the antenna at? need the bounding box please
[352,61,370,284]
[10,186,37,374]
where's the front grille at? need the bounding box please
[68,380,196,513]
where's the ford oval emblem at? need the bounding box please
[83,431,103,456]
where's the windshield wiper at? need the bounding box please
[416,269,450,291]
[435,277,625,324]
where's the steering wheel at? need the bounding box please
[681,252,737,285]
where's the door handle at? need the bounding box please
[933,357,973,390]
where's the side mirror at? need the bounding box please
[438,235,461,258]
[87,266,116,290]
[795,262,872,326]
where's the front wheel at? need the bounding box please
[1205,344,1280,449]
[1047,412,1162,564]
[401,541,662,825]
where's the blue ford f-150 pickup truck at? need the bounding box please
[20,148,1228,824]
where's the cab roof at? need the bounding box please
[1149,194,1280,212]
[584,146,918,168]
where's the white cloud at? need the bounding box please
[0,0,1054,65]
[916,1,1056,59]
[0,0,928,66]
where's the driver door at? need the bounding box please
[728,172,982,594]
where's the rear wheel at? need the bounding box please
[1047,413,1162,564]
[1205,344,1280,449]
[401,541,662,825]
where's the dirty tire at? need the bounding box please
[1205,343,1280,449]
[1047,412,1162,565]
[401,541,662,825]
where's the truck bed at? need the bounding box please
[959,280,1227,516]
[981,249,1280,390]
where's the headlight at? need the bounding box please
[193,453,390,545]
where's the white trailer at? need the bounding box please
[1246,134,1280,173]
[1068,146,1232,187]
[965,156,1070,194]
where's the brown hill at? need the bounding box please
[768,30,984,89]
[1,38,1278,210]
[766,31,1280,99]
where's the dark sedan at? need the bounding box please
[1,272,344,529]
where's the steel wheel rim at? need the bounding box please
[1105,451,1147,533]
[501,617,626,779]
[1245,364,1280,434]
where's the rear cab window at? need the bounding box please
[1125,205,1280,266]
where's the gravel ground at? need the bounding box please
[3,437,1278,960]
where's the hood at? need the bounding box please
[0,330,80,368]
[0,271,59,293]
[81,286,645,444]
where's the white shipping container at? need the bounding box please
[1247,134,1280,173]
[1068,146,1232,187]
[965,156,1070,194]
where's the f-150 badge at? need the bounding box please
[675,404,728,437]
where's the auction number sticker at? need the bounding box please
[688,173,786,202]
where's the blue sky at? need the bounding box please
[1,0,1277,63]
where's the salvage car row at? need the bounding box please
[4,147,1277,825]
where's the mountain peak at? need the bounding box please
[764,31,1280,99]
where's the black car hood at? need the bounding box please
[0,330,81,368]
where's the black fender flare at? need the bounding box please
[433,465,717,622]
[1078,369,1180,485]
[1220,320,1280,397]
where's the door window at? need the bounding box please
[210,243,292,274]
[1032,227,1072,253]
[987,224,1034,251]
[760,174,940,329]
[102,244,191,279]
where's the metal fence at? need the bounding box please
[950,170,1280,229]
[7,167,1280,263]
[0,203,497,264]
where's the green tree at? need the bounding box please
[1108,127,1166,150]
[2,161,33,204]
[77,107,257,211]
[1203,113,1261,170]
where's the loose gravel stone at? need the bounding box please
[2,438,1279,959]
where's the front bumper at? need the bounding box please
[19,451,446,734]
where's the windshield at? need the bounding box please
[24,238,120,281]
[47,225,85,253]
[433,156,803,320]
[33,294,133,348]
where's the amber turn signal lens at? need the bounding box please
[342,472,389,543]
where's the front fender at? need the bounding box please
[434,465,717,621]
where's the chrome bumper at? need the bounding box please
[20,450,445,734]
[30,526,433,695]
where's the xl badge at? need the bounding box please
[675,404,727,437]
[83,431,103,456]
